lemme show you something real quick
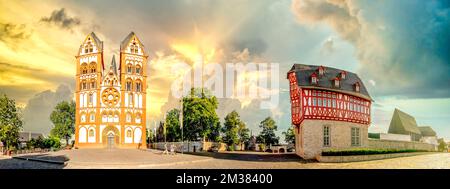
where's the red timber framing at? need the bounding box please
[288,72,371,126]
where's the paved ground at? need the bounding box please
[1,149,449,169]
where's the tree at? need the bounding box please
[256,117,279,146]
[0,94,23,150]
[165,108,181,142]
[222,111,241,147]
[238,122,250,150]
[50,101,75,146]
[182,88,221,142]
[146,128,155,144]
[282,127,295,144]
[438,138,448,152]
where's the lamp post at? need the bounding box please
[180,97,184,155]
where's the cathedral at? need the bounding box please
[74,32,147,149]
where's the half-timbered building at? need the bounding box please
[287,64,372,159]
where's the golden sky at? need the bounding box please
[1,0,449,140]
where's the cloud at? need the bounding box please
[22,84,73,135]
[0,23,32,40]
[40,8,81,30]
[0,22,33,46]
[320,36,335,54]
[291,0,450,98]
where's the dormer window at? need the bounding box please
[318,66,325,76]
[311,72,318,85]
[355,82,360,92]
[340,71,346,79]
[333,78,340,88]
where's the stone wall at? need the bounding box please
[296,120,369,159]
[380,133,411,142]
[368,139,436,151]
[317,152,433,163]
[151,141,227,152]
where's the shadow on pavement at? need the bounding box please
[0,154,68,169]
[183,151,317,163]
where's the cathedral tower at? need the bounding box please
[74,32,147,149]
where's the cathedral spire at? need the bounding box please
[110,55,117,75]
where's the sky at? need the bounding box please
[0,0,449,141]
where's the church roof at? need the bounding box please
[120,31,136,51]
[418,126,437,137]
[288,64,371,100]
[110,55,118,75]
[89,32,103,51]
[388,108,421,135]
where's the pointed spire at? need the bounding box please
[110,55,117,75]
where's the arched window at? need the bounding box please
[127,64,133,74]
[135,113,141,123]
[90,79,96,89]
[80,113,86,123]
[126,112,132,123]
[89,112,95,122]
[126,129,132,138]
[135,65,141,75]
[135,80,142,92]
[126,79,132,91]
[89,62,96,73]
[114,111,120,122]
[88,93,93,104]
[89,129,95,137]
[128,93,133,106]
[81,63,88,74]
[81,80,87,90]
[108,111,113,122]
[101,111,107,122]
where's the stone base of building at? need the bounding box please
[75,143,147,149]
[294,120,369,160]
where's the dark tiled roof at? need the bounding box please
[288,64,372,100]
[110,55,118,76]
[388,108,421,135]
[418,126,437,136]
[89,32,103,51]
[120,31,135,51]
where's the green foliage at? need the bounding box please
[0,94,23,150]
[238,121,250,148]
[368,133,381,139]
[165,108,181,142]
[50,101,75,146]
[222,111,241,146]
[322,148,428,156]
[282,127,295,144]
[146,128,155,143]
[182,88,221,142]
[28,136,61,149]
[258,143,266,151]
[256,117,279,146]
[438,140,448,152]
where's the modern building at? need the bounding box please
[74,32,148,149]
[388,108,422,141]
[287,64,372,159]
[418,126,438,145]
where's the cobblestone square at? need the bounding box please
[0,149,449,169]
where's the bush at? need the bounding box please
[227,145,235,151]
[258,144,266,152]
[322,148,428,156]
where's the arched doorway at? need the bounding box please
[102,125,120,149]
[107,132,115,149]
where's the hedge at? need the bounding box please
[322,148,428,156]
